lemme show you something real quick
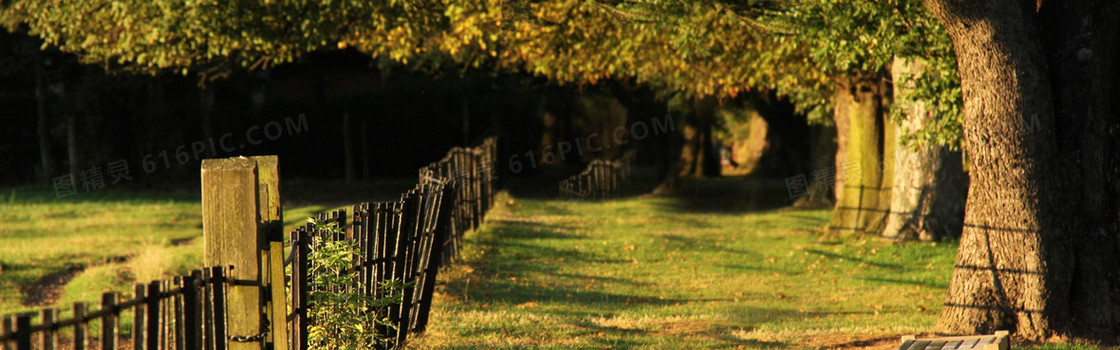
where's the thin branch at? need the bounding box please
[720,6,784,33]
[592,1,655,23]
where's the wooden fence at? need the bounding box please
[0,267,229,350]
[288,182,454,349]
[1,137,500,350]
[418,136,498,262]
[559,150,636,199]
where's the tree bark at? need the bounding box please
[792,122,838,207]
[342,112,354,183]
[827,76,894,234]
[34,54,57,181]
[925,0,1073,340]
[882,57,966,241]
[1039,0,1120,340]
[833,84,850,201]
[679,96,720,177]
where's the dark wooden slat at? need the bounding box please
[174,276,186,350]
[2,314,14,350]
[202,269,215,350]
[211,267,228,350]
[101,292,119,350]
[14,314,30,350]
[291,231,308,350]
[184,271,201,350]
[132,284,146,350]
[413,184,455,332]
[395,195,418,345]
[40,308,57,350]
[145,282,160,350]
[73,303,87,350]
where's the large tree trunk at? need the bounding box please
[1039,0,1120,340]
[925,0,1086,340]
[882,57,966,241]
[827,76,895,234]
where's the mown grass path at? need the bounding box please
[411,181,958,349]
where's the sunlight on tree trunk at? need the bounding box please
[828,76,894,234]
[882,57,966,241]
[926,0,1065,339]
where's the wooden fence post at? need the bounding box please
[250,156,289,350]
[40,309,56,350]
[14,314,29,350]
[202,157,264,350]
[101,292,118,350]
[73,303,87,350]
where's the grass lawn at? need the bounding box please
[0,177,1110,349]
[410,181,958,349]
[0,179,409,317]
[410,178,1108,349]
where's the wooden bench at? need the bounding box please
[898,331,1010,350]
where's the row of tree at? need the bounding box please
[3,0,1118,341]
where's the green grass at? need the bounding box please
[410,188,961,349]
[0,185,342,318]
[1,179,1112,349]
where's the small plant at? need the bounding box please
[306,218,408,350]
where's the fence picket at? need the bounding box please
[211,267,227,350]
[73,303,87,350]
[145,281,160,350]
[133,284,146,349]
[14,314,29,350]
[101,292,119,350]
[38,309,56,350]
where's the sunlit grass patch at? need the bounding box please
[410,185,959,349]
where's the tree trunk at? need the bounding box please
[342,112,354,183]
[66,113,80,175]
[1039,0,1120,340]
[925,0,1073,340]
[833,84,850,202]
[882,57,966,241]
[679,96,719,177]
[34,54,57,181]
[199,87,215,144]
[827,76,894,234]
[792,122,838,207]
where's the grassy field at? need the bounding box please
[410,180,959,349]
[0,179,412,317]
[0,177,1110,349]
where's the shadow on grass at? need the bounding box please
[652,176,796,215]
[802,249,904,270]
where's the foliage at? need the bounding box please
[306,218,407,350]
[0,0,963,145]
[765,0,963,146]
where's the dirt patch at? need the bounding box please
[170,237,195,246]
[19,255,131,308]
[807,334,908,350]
[20,265,85,307]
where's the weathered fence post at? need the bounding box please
[202,157,265,350]
[250,156,290,350]
[101,292,118,350]
[40,309,56,350]
[73,303,87,350]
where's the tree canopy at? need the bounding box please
[3,0,961,145]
